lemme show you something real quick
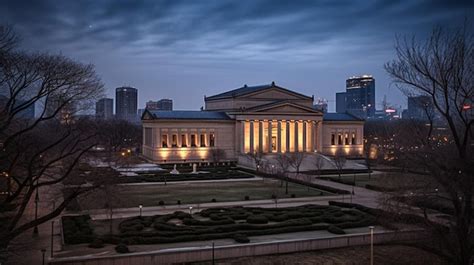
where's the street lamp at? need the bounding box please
[189,206,193,215]
[41,248,46,265]
[369,226,375,265]
[139,205,143,217]
[33,187,40,236]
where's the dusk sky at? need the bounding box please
[2,0,473,111]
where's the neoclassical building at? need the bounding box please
[142,82,364,163]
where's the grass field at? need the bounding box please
[77,178,332,210]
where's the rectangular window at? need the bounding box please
[145,128,152,146]
[272,136,277,152]
[191,134,197,147]
[209,133,215,147]
[351,133,356,145]
[331,133,335,145]
[181,134,187,147]
[200,134,206,147]
[161,134,168,148]
[338,133,343,145]
[345,133,349,145]
[172,134,178,147]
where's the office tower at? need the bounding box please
[313,98,328,113]
[95,98,113,119]
[406,95,433,120]
[116,86,138,121]
[336,75,375,118]
[146,99,173,110]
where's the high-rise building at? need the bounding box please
[0,95,35,119]
[95,98,113,119]
[116,87,138,121]
[406,95,433,120]
[146,99,173,110]
[336,75,375,118]
[313,98,328,113]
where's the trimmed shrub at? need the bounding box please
[62,215,95,245]
[244,195,250,200]
[158,200,165,206]
[88,238,104,248]
[291,194,296,198]
[177,200,181,205]
[115,243,129,253]
[246,215,269,224]
[211,198,217,203]
[232,234,250,243]
[327,225,345,234]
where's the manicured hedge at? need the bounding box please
[62,215,95,245]
[63,205,377,246]
[327,225,345,234]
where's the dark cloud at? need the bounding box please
[1,0,473,110]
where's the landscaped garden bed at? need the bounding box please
[62,204,377,249]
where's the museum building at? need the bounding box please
[142,82,364,163]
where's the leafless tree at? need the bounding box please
[275,153,291,194]
[246,150,265,173]
[0,26,104,255]
[384,23,474,265]
[210,148,226,167]
[288,152,305,177]
[333,150,347,180]
[312,153,325,179]
[96,119,142,152]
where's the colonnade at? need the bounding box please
[242,120,321,153]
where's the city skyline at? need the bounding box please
[1,1,473,111]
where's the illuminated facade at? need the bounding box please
[142,82,364,163]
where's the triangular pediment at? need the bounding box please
[141,110,154,120]
[247,102,323,114]
[242,86,309,100]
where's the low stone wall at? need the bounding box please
[49,230,426,265]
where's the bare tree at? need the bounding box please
[288,152,305,177]
[246,150,265,173]
[275,153,291,195]
[385,23,474,265]
[210,148,226,167]
[0,26,104,255]
[313,153,325,179]
[333,150,347,180]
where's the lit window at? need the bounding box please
[345,133,349,145]
[351,133,356,145]
[209,133,215,147]
[191,134,197,147]
[331,133,336,145]
[200,134,206,147]
[181,134,187,147]
[338,133,343,145]
[161,134,168,148]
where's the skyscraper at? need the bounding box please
[116,87,138,121]
[95,98,113,119]
[406,95,433,120]
[336,75,375,118]
[146,99,173,110]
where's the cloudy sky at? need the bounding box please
[1,0,473,111]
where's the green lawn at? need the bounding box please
[78,179,332,210]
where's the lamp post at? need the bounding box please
[50,220,54,257]
[189,206,193,215]
[41,248,46,265]
[139,205,143,217]
[33,187,40,236]
[369,226,375,265]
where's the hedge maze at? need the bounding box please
[63,204,376,248]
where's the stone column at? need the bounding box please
[294,121,299,152]
[258,121,263,153]
[316,121,323,152]
[277,121,282,153]
[286,121,290,152]
[302,121,307,152]
[268,121,273,153]
[240,121,245,153]
[249,121,254,153]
